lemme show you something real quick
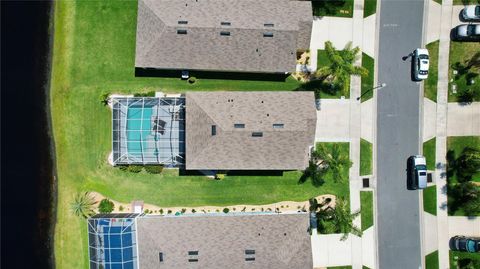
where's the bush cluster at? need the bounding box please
[98,198,115,213]
[144,165,164,174]
[133,91,156,97]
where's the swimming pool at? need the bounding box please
[126,106,153,158]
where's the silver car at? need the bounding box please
[462,5,480,21]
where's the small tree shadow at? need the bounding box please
[295,79,342,98]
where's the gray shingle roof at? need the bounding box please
[136,213,313,269]
[135,0,312,73]
[185,91,317,170]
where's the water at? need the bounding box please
[1,1,55,269]
[127,106,153,156]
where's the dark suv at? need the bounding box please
[450,236,480,252]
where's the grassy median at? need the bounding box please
[425,41,439,102]
[360,191,374,231]
[426,250,439,269]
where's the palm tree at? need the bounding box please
[315,41,368,96]
[332,197,362,240]
[453,182,480,216]
[314,197,362,240]
[71,191,96,218]
[301,160,327,186]
[456,147,480,182]
[314,144,353,183]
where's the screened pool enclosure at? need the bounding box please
[112,97,185,166]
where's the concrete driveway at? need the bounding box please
[315,99,350,142]
[447,102,480,136]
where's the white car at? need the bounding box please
[453,24,480,42]
[413,48,429,81]
[462,5,480,21]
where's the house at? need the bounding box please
[88,213,313,269]
[185,91,317,170]
[135,0,312,74]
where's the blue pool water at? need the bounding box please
[126,107,152,157]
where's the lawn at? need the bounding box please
[426,250,439,269]
[312,0,354,18]
[363,0,377,18]
[360,139,373,176]
[423,137,436,171]
[360,191,374,231]
[360,53,375,102]
[423,185,437,216]
[315,142,351,193]
[49,1,339,269]
[448,41,480,103]
[316,49,351,98]
[447,136,480,183]
[453,0,479,5]
[425,41,439,102]
[449,250,480,268]
[327,266,352,269]
[446,136,480,216]
[434,0,442,4]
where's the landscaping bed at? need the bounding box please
[315,49,351,98]
[363,0,377,18]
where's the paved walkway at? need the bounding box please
[423,98,437,142]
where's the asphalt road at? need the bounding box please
[376,0,425,268]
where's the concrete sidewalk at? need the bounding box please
[447,102,480,136]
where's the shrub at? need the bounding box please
[133,91,156,97]
[118,165,128,171]
[167,210,172,214]
[215,209,220,212]
[98,198,115,213]
[100,92,110,106]
[181,208,186,213]
[144,165,164,174]
[188,76,197,84]
[159,209,164,214]
[241,207,246,212]
[118,205,124,212]
[215,173,225,180]
[127,165,143,173]
[223,208,229,213]
[232,207,236,211]
[191,209,196,213]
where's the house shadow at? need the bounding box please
[178,169,285,177]
[135,68,289,82]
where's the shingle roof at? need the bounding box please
[185,91,317,170]
[135,0,312,73]
[136,213,313,269]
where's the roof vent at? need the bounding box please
[263,32,274,37]
[234,124,245,128]
[273,124,284,129]
[264,23,274,27]
[252,132,263,137]
[220,31,230,36]
[212,125,217,136]
[178,20,188,24]
[159,252,164,262]
[221,21,231,26]
[177,29,187,35]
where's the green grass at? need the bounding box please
[447,136,480,216]
[360,139,373,176]
[312,0,354,18]
[360,191,374,231]
[327,266,352,269]
[453,0,479,5]
[423,186,437,216]
[315,142,351,192]
[363,267,371,269]
[426,250,439,269]
[434,0,442,4]
[360,53,375,102]
[447,136,480,184]
[316,49,351,98]
[425,41,439,102]
[48,1,341,268]
[448,41,480,102]
[449,250,480,268]
[363,0,377,18]
[423,137,436,171]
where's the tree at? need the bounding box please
[452,182,480,216]
[455,147,480,182]
[71,192,96,218]
[313,197,362,240]
[314,144,353,183]
[300,160,327,186]
[98,198,115,214]
[314,41,368,96]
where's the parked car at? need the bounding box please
[450,236,480,253]
[452,24,480,42]
[406,155,427,190]
[412,48,429,81]
[462,5,480,21]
